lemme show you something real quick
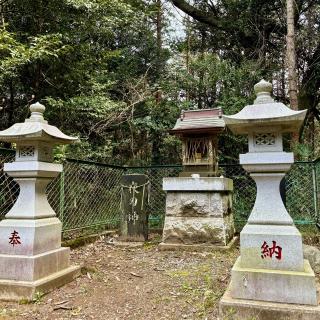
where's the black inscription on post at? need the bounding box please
[120,174,149,241]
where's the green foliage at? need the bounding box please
[0,0,173,164]
[293,143,314,161]
[2,0,319,163]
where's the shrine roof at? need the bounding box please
[0,102,78,144]
[170,108,225,135]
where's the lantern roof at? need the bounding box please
[223,80,307,134]
[170,108,225,135]
[0,102,78,144]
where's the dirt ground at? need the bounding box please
[0,234,240,320]
[0,235,319,320]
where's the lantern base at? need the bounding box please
[219,283,320,320]
[230,257,318,305]
[0,247,72,281]
[0,265,80,301]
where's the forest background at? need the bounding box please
[0,0,319,165]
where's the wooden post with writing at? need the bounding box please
[120,174,149,241]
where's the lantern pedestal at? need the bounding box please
[160,177,235,248]
[0,265,80,302]
[0,161,80,301]
[219,285,320,320]
[0,102,80,301]
[226,157,318,306]
[230,257,317,305]
[219,80,319,318]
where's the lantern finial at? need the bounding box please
[28,102,47,123]
[253,79,274,104]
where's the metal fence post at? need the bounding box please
[312,165,317,219]
[313,159,320,225]
[59,170,65,228]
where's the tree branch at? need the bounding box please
[171,0,222,28]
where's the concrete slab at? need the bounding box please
[113,241,144,248]
[163,177,233,191]
[158,236,238,252]
[0,265,81,301]
[219,284,320,320]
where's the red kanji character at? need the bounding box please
[9,230,21,247]
[269,240,282,260]
[261,241,270,259]
[261,240,282,260]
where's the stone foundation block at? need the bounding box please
[165,192,232,217]
[162,216,234,245]
[0,265,81,301]
[219,284,320,320]
[230,257,318,305]
[0,247,70,281]
[162,177,235,247]
[158,236,238,252]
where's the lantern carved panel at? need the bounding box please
[254,133,276,146]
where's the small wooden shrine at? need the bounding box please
[170,108,225,176]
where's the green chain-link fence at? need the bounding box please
[47,159,124,234]
[0,148,319,237]
[0,149,19,217]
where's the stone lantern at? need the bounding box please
[159,108,235,250]
[0,102,80,301]
[220,80,320,318]
[170,108,224,177]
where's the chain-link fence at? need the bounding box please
[314,158,320,227]
[47,159,124,236]
[0,148,319,237]
[0,149,18,216]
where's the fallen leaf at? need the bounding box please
[53,304,72,311]
[54,300,69,305]
[130,272,142,278]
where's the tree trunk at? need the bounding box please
[155,0,162,104]
[286,0,298,111]
[185,16,191,103]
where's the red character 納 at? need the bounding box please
[261,240,282,260]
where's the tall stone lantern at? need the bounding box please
[220,80,319,318]
[159,108,236,250]
[0,102,80,301]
